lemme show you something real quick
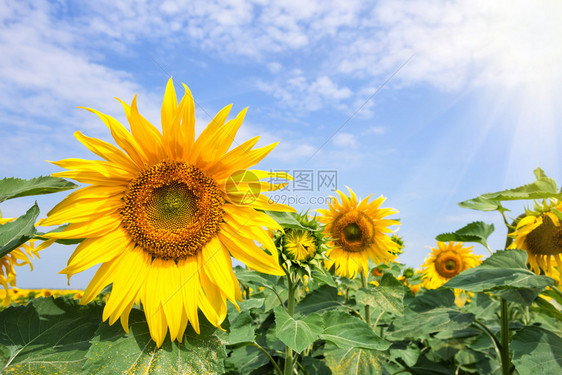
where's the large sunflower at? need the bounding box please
[508,201,562,283]
[0,218,46,306]
[317,188,400,278]
[42,79,294,347]
[421,241,482,306]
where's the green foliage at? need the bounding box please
[355,273,405,315]
[264,211,309,230]
[459,167,561,212]
[0,176,77,203]
[443,250,555,304]
[0,297,102,374]
[511,326,562,375]
[320,311,389,350]
[4,168,562,374]
[324,343,386,375]
[435,221,494,249]
[0,203,39,257]
[388,307,475,340]
[83,309,226,375]
[295,285,342,315]
[274,307,324,353]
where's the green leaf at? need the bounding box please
[0,176,77,203]
[533,296,562,321]
[407,289,456,312]
[435,221,494,249]
[458,196,506,212]
[34,223,84,246]
[0,203,39,258]
[324,343,386,375]
[443,250,555,303]
[355,273,405,315]
[320,311,389,350]
[480,248,527,268]
[274,307,323,354]
[295,285,342,315]
[224,299,263,346]
[0,297,103,374]
[460,167,560,208]
[301,357,333,375]
[224,311,255,345]
[83,309,226,374]
[311,266,337,288]
[263,211,309,230]
[225,344,269,374]
[387,308,475,340]
[512,326,562,374]
[389,342,420,368]
[234,266,279,289]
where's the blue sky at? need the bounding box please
[1,0,562,288]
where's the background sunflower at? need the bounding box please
[317,187,400,278]
[509,201,562,283]
[421,241,482,306]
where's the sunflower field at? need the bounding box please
[0,81,561,375]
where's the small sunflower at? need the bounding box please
[274,212,326,282]
[284,230,317,262]
[317,188,400,278]
[0,218,47,306]
[421,241,482,289]
[421,241,482,306]
[42,79,294,347]
[508,200,562,283]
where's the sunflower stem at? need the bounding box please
[500,298,513,375]
[284,277,296,375]
[361,270,371,326]
[373,311,385,331]
[474,319,503,368]
[250,343,283,375]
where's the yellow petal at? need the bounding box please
[117,96,165,165]
[201,237,237,305]
[218,229,284,276]
[79,107,148,167]
[61,228,130,276]
[178,256,201,334]
[74,131,138,173]
[157,259,184,342]
[42,196,121,226]
[179,83,196,155]
[190,104,232,164]
[44,214,121,239]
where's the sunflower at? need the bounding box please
[508,201,562,283]
[0,218,45,306]
[317,188,400,278]
[284,230,317,261]
[42,79,294,347]
[421,241,482,307]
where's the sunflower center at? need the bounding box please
[435,251,463,278]
[122,160,224,260]
[343,223,362,243]
[524,214,562,256]
[332,211,374,253]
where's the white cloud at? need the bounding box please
[332,133,357,148]
[267,62,283,73]
[337,0,562,91]
[362,126,386,135]
[83,0,363,58]
[257,73,352,111]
